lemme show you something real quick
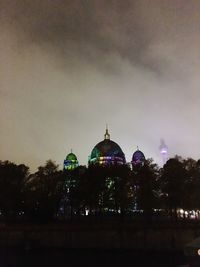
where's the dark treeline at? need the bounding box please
[0,156,200,223]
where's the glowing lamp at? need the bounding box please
[197,249,200,256]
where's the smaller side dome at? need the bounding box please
[132,148,145,166]
[66,153,77,161]
[64,151,79,170]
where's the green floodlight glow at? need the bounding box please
[64,152,79,170]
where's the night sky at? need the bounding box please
[1,0,200,170]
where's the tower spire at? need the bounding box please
[104,124,110,140]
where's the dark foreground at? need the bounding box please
[0,248,188,267]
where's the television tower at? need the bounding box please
[159,139,168,165]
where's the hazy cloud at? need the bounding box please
[1,0,200,170]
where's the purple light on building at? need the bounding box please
[159,139,168,165]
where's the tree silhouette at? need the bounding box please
[24,160,63,222]
[160,157,187,220]
[181,158,200,215]
[1,155,200,223]
[106,164,133,216]
[0,161,29,221]
[133,159,159,218]
[62,166,87,218]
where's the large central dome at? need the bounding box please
[89,128,126,165]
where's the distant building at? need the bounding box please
[63,151,79,170]
[159,139,168,165]
[64,127,146,168]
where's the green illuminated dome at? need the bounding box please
[89,128,125,165]
[66,152,77,161]
[64,151,79,170]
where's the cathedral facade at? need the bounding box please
[63,128,145,170]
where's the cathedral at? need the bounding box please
[63,128,146,170]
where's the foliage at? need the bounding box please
[24,160,64,222]
[0,161,29,221]
[160,156,188,219]
[0,156,200,223]
[132,159,160,216]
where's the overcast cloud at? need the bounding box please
[1,0,200,170]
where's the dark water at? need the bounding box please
[0,248,189,267]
